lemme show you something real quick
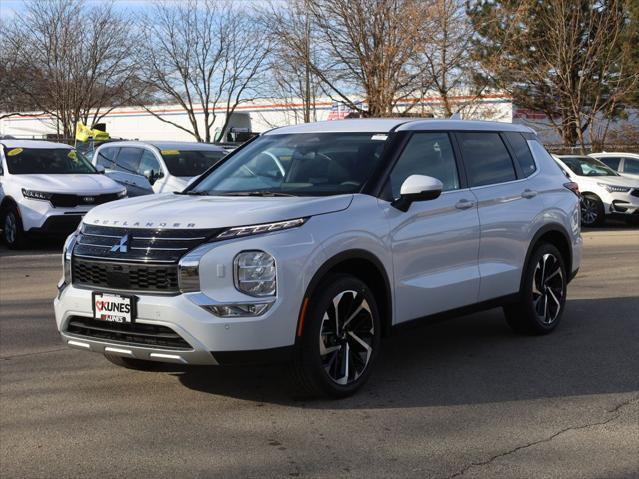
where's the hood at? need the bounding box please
[83,193,354,229]
[12,173,123,194]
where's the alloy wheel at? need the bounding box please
[581,197,599,225]
[4,213,17,244]
[319,290,375,385]
[532,253,564,324]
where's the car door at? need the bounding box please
[110,147,153,196]
[386,131,481,323]
[457,131,546,302]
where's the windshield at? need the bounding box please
[160,149,226,177]
[189,133,388,196]
[4,147,97,174]
[560,156,618,177]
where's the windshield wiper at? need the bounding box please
[220,191,296,197]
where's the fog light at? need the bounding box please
[203,302,272,317]
[234,251,276,297]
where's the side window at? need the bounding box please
[116,147,143,174]
[458,132,516,187]
[138,150,161,175]
[504,132,536,177]
[389,132,459,198]
[96,147,119,169]
[599,157,621,170]
[622,158,639,174]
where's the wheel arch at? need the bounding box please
[296,249,393,341]
[522,224,573,289]
[0,196,19,215]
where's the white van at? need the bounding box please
[92,141,227,195]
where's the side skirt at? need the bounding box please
[389,293,520,335]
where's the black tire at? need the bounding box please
[291,273,381,398]
[1,205,27,249]
[504,243,567,335]
[104,353,159,370]
[580,193,605,227]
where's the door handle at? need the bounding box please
[455,199,475,210]
[522,189,538,199]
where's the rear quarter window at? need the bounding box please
[504,132,537,177]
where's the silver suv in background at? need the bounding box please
[92,141,227,196]
[55,119,582,398]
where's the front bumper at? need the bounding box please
[54,285,299,365]
[19,198,90,232]
[602,190,639,216]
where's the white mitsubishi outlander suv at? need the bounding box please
[54,119,582,397]
[1,140,126,248]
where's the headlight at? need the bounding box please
[234,251,276,297]
[22,189,53,201]
[597,183,631,193]
[216,218,306,240]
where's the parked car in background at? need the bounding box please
[589,152,639,180]
[0,140,126,248]
[553,155,639,226]
[92,141,227,196]
[55,119,582,398]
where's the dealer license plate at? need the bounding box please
[93,292,136,323]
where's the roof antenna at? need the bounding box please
[449,112,461,120]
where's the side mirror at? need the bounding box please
[95,164,105,174]
[144,169,163,185]
[391,175,443,212]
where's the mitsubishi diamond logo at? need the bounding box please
[110,234,130,253]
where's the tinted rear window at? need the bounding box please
[504,132,536,177]
[624,158,639,174]
[458,132,516,187]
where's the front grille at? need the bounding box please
[73,258,179,294]
[66,316,192,350]
[50,192,121,208]
[631,189,639,198]
[74,224,222,263]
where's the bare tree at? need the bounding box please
[139,0,270,142]
[468,0,638,150]
[300,0,430,117]
[413,0,476,117]
[1,0,146,137]
[261,0,321,124]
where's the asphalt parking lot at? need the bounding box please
[1,227,638,478]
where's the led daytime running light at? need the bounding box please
[217,218,306,239]
[22,189,53,201]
